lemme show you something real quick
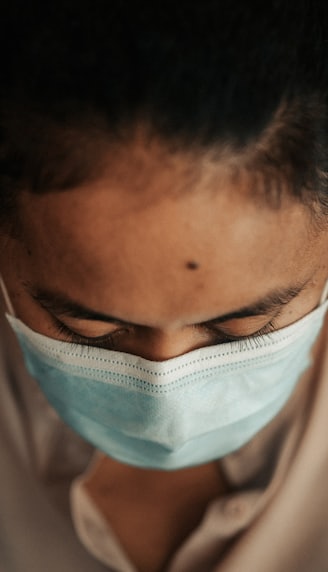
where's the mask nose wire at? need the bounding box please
[0,275,16,316]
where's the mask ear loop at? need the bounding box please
[319,279,328,306]
[0,275,16,316]
[0,274,40,471]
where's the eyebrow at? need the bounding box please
[25,279,310,328]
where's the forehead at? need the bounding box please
[14,138,321,326]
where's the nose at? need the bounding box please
[131,327,213,361]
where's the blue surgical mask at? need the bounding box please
[5,291,328,470]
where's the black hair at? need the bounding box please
[1,1,328,219]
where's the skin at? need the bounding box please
[1,136,328,356]
[1,134,328,571]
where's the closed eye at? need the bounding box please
[204,312,279,343]
[52,315,278,351]
[52,318,127,349]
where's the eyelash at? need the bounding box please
[53,319,119,349]
[53,317,278,351]
[209,319,277,349]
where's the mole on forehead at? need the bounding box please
[185,261,200,270]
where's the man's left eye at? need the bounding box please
[208,319,277,343]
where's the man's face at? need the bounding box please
[1,136,328,361]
